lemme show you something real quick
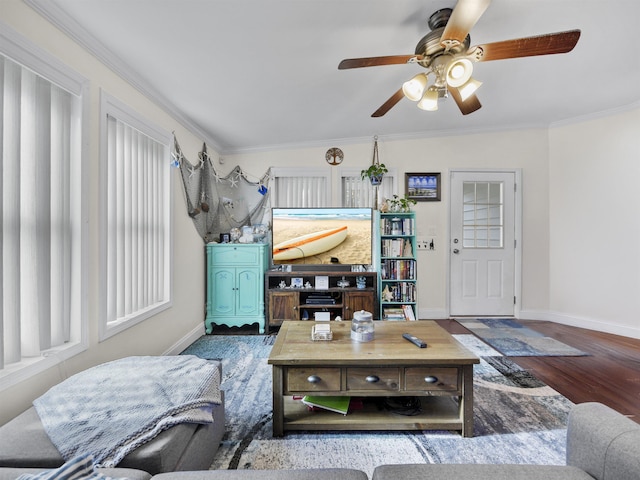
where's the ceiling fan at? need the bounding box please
[338,0,581,117]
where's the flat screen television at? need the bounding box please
[271,207,373,271]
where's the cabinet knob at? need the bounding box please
[365,375,380,383]
[424,376,438,384]
[307,375,321,384]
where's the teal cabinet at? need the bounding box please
[206,243,268,334]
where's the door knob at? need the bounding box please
[453,249,460,254]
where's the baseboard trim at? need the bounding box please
[519,309,640,340]
[163,323,205,355]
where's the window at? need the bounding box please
[340,168,397,208]
[462,181,504,248]
[99,92,172,340]
[270,167,330,207]
[1,26,87,388]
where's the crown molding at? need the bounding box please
[24,0,224,153]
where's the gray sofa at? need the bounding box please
[0,361,226,475]
[1,403,637,480]
[373,402,640,480]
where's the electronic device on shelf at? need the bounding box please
[271,207,373,272]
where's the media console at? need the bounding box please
[264,270,377,332]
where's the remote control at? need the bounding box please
[403,333,427,348]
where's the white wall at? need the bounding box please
[226,128,552,319]
[0,2,209,426]
[548,106,640,338]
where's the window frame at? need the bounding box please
[0,21,89,391]
[98,90,173,341]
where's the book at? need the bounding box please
[383,307,406,321]
[402,304,416,321]
[301,395,350,415]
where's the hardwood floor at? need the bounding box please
[437,319,640,423]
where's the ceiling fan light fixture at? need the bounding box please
[417,87,439,111]
[402,74,428,101]
[458,77,482,101]
[446,58,473,87]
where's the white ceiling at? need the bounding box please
[28,0,640,154]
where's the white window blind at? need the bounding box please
[0,50,85,383]
[271,168,330,207]
[100,94,171,339]
[340,169,396,208]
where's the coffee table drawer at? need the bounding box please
[346,367,400,392]
[405,367,459,391]
[286,367,341,392]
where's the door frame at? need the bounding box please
[447,168,523,318]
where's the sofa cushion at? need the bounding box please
[372,464,595,480]
[566,402,640,480]
[152,469,368,480]
[603,430,640,480]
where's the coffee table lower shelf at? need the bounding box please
[281,395,463,433]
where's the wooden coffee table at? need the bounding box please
[268,320,480,437]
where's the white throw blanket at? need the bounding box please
[33,355,221,467]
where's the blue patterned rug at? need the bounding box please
[457,318,588,356]
[181,332,574,477]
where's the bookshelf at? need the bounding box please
[377,212,417,320]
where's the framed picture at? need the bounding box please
[291,277,304,288]
[405,172,441,201]
[315,275,329,290]
[219,233,231,243]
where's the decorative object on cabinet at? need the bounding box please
[206,243,269,334]
[405,172,441,201]
[265,271,377,331]
[385,194,417,212]
[378,211,417,320]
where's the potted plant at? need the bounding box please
[386,194,416,212]
[361,162,388,186]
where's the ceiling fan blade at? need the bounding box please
[448,86,482,115]
[372,88,405,117]
[338,55,423,70]
[473,29,581,62]
[441,0,491,50]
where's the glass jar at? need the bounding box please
[351,310,374,342]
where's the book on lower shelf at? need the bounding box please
[301,395,350,415]
[402,304,416,321]
[383,307,406,321]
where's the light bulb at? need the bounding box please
[417,87,439,111]
[458,78,482,101]
[446,58,473,88]
[402,74,428,101]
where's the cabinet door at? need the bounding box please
[269,291,299,326]
[211,268,235,315]
[343,290,375,320]
[236,268,261,316]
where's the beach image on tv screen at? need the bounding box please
[271,208,372,265]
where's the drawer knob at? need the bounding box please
[424,376,439,384]
[307,375,321,384]
[365,375,380,383]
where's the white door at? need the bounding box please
[449,171,517,316]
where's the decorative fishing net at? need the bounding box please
[172,136,271,243]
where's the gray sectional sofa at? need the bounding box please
[1,402,638,480]
[0,359,226,476]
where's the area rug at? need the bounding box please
[181,333,574,477]
[457,318,588,357]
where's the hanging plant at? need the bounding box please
[361,162,388,185]
[361,135,388,185]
